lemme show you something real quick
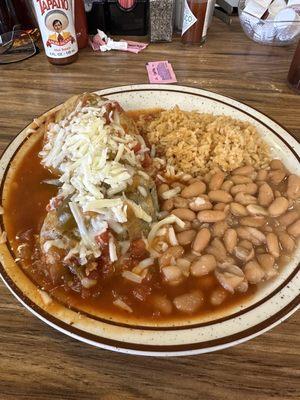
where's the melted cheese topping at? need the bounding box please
[39,99,152,263]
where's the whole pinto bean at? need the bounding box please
[287,175,300,200]
[240,216,267,228]
[221,180,234,192]
[177,229,197,246]
[268,197,289,217]
[223,229,237,254]
[246,204,268,216]
[212,221,228,238]
[236,227,266,246]
[208,190,233,203]
[209,171,225,191]
[234,192,257,205]
[244,260,265,284]
[256,169,268,181]
[173,197,189,208]
[230,175,253,185]
[278,233,295,253]
[162,198,174,212]
[206,238,227,262]
[266,233,280,258]
[171,208,196,221]
[287,219,300,238]
[232,165,255,176]
[181,181,206,198]
[231,183,258,196]
[278,210,299,227]
[268,169,286,185]
[190,254,217,277]
[192,228,211,253]
[189,196,212,212]
[270,159,285,170]
[230,202,248,217]
[258,183,274,207]
[162,266,183,286]
[197,210,226,223]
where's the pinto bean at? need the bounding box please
[221,180,234,192]
[240,216,267,228]
[171,208,196,221]
[224,229,237,254]
[197,210,226,223]
[173,290,204,313]
[234,245,254,262]
[208,190,233,203]
[190,255,217,277]
[174,220,192,233]
[158,183,169,198]
[278,233,295,253]
[212,221,228,238]
[151,294,173,315]
[246,204,268,216]
[170,182,185,190]
[266,233,280,258]
[270,159,285,170]
[287,219,300,238]
[234,192,257,205]
[232,165,255,176]
[209,171,225,191]
[206,238,227,262]
[162,266,183,286]
[189,197,212,212]
[181,181,206,198]
[244,260,265,284]
[230,202,248,217]
[230,175,253,185]
[214,203,226,211]
[176,258,191,277]
[256,169,268,181]
[192,228,211,253]
[177,230,197,246]
[268,169,286,185]
[256,253,277,280]
[231,183,258,196]
[159,246,184,267]
[258,183,274,207]
[246,227,266,245]
[173,197,189,208]
[210,288,228,306]
[268,197,289,217]
[278,211,299,227]
[287,175,300,200]
[162,198,174,212]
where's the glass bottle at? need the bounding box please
[287,40,300,93]
[181,0,208,45]
[74,0,89,48]
[31,0,78,65]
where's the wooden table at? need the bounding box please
[0,18,299,400]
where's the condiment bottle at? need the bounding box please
[73,0,89,48]
[182,0,209,45]
[287,40,300,93]
[31,0,78,65]
[150,0,175,42]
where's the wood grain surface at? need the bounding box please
[0,18,299,400]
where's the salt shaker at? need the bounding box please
[150,0,175,42]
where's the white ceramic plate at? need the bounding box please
[0,84,299,356]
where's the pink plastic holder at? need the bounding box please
[146,61,177,84]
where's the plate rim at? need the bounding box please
[0,83,299,356]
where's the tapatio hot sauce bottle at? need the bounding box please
[32,0,78,65]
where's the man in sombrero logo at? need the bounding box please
[45,10,75,47]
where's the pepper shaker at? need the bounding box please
[150,0,175,42]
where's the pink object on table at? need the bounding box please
[146,61,177,84]
[118,0,136,9]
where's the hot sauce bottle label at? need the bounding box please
[182,0,198,36]
[33,0,78,59]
